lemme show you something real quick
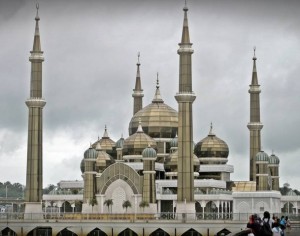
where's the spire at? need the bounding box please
[132,52,144,115]
[208,122,215,136]
[180,0,191,45]
[137,118,144,133]
[134,52,142,91]
[32,3,41,52]
[102,125,109,138]
[152,72,164,103]
[251,47,259,85]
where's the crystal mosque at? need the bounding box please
[1,2,300,236]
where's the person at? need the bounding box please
[272,219,283,236]
[260,211,273,236]
[285,216,291,234]
[280,216,286,236]
[247,214,261,236]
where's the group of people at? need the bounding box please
[247,211,291,236]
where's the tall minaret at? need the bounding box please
[247,48,263,182]
[25,4,46,207]
[175,2,196,216]
[132,52,144,115]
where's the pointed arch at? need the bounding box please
[118,228,138,236]
[27,227,52,236]
[97,162,143,194]
[216,228,231,236]
[149,228,170,236]
[182,228,202,236]
[56,228,78,236]
[1,227,17,236]
[87,228,107,236]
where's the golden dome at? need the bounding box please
[92,126,116,151]
[128,81,178,138]
[123,121,157,155]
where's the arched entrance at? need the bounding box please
[149,228,170,236]
[87,228,107,236]
[118,228,138,236]
[1,227,17,236]
[27,227,52,236]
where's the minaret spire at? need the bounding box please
[247,47,263,182]
[175,2,196,216]
[132,52,144,115]
[25,3,46,211]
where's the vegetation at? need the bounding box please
[89,198,98,213]
[122,200,132,212]
[103,199,113,213]
[139,200,149,212]
[279,183,300,196]
[0,182,24,198]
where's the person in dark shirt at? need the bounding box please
[247,214,261,236]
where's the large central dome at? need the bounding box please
[129,80,178,138]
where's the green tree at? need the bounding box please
[89,198,98,213]
[103,199,113,213]
[122,200,132,213]
[139,200,149,212]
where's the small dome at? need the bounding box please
[128,80,178,138]
[256,151,269,162]
[194,124,229,158]
[123,120,157,155]
[269,154,280,165]
[116,136,125,148]
[170,135,178,148]
[84,146,98,159]
[142,145,157,158]
[92,126,116,151]
[166,150,199,172]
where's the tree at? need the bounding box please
[89,198,98,213]
[122,200,132,213]
[103,199,113,213]
[139,200,149,212]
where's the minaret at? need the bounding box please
[132,52,144,115]
[24,4,46,215]
[247,48,263,181]
[175,2,196,216]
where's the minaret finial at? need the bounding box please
[137,52,140,65]
[253,46,257,60]
[156,72,159,89]
[184,0,188,11]
[35,3,40,20]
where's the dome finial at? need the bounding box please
[103,125,109,138]
[152,72,163,103]
[137,117,144,132]
[209,122,213,134]
[156,72,159,89]
[183,0,188,11]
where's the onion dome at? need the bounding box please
[128,75,178,138]
[194,124,229,158]
[80,158,85,173]
[166,150,199,172]
[92,125,116,151]
[84,145,98,159]
[116,135,125,149]
[142,145,157,158]
[255,151,269,162]
[123,119,157,155]
[269,153,280,165]
[95,142,115,170]
[170,134,178,148]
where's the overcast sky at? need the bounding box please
[0,0,299,191]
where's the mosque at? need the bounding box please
[21,1,298,224]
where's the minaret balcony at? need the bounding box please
[247,122,263,130]
[248,85,261,93]
[177,46,194,54]
[132,91,144,97]
[25,98,46,108]
[29,52,44,61]
[175,92,196,103]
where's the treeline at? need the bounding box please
[0,182,24,198]
[279,183,300,196]
[0,182,57,199]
